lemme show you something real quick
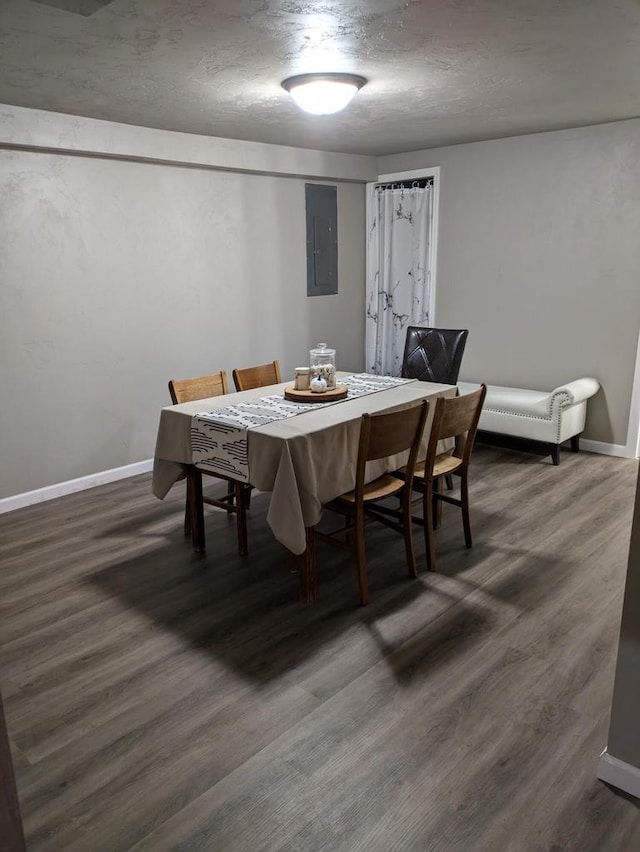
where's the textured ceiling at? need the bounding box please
[1,0,640,156]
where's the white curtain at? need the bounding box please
[365,181,433,376]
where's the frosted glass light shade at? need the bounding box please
[282,73,367,115]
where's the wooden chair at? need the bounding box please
[232,360,282,392]
[411,384,487,571]
[168,371,249,556]
[314,400,429,605]
[402,327,469,492]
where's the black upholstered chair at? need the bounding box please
[401,327,469,384]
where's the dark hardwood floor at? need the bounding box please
[1,446,639,851]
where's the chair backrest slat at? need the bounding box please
[437,391,483,440]
[425,385,487,466]
[356,401,429,494]
[364,405,425,461]
[232,360,281,392]
[168,371,228,404]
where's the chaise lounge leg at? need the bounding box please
[550,444,560,466]
[570,434,581,453]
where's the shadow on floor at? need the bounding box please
[87,471,576,688]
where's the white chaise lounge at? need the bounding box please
[457,378,600,465]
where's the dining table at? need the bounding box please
[152,371,456,602]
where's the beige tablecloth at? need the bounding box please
[153,374,456,555]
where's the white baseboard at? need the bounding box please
[598,749,640,799]
[0,459,154,515]
[580,439,635,459]
[0,436,633,517]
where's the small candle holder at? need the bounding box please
[294,367,311,391]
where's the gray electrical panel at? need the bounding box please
[305,184,338,296]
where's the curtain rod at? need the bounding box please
[375,177,434,191]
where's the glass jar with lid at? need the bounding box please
[309,343,336,389]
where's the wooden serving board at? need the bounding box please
[284,384,348,403]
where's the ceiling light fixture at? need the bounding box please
[282,73,367,116]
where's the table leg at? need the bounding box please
[235,482,248,557]
[186,466,205,552]
[297,527,317,603]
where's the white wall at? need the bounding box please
[4,108,639,502]
[380,120,640,448]
[0,107,375,500]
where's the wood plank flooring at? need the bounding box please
[1,446,639,851]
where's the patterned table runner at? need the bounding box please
[191,373,412,482]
